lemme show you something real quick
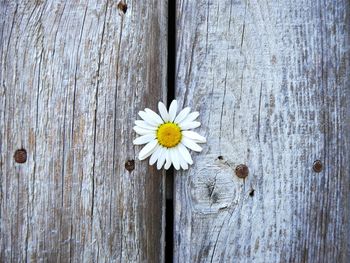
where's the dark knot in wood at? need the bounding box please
[125,160,135,172]
[14,149,27,163]
[313,160,323,173]
[235,164,249,179]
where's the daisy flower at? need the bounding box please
[133,100,206,170]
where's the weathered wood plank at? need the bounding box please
[175,0,350,262]
[0,1,167,262]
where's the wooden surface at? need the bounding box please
[0,1,167,262]
[175,0,350,262]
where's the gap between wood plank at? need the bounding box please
[165,0,176,262]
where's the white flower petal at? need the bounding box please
[179,111,199,124]
[157,148,166,170]
[174,107,191,124]
[138,139,158,160]
[149,145,161,165]
[133,134,156,145]
[144,108,164,125]
[178,143,193,165]
[180,158,189,170]
[168,100,178,122]
[133,126,154,135]
[135,120,157,130]
[179,121,201,130]
[170,148,180,170]
[182,131,206,143]
[164,150,172,170]
[158,102,170,122]
[181,137,202,152]
[139,111,160,126]
[176,148,189,170]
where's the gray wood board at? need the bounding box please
[0,1,167,262]
[174,0,350,262]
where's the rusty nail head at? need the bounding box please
[313,160,323,173]
[235,164,249,179]
[117,1,127,14]
[14,149,27,163]
[125,160,135,172]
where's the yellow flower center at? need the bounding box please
[156,122,182,148]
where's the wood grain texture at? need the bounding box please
[0,0,167,262]
[175,0,350,262]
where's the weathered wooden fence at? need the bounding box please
[1,0,349,262]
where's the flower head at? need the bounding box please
[133,100,206,170]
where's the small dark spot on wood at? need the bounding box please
[249,189,255,197]
[117,1,127,14]
[217,156,223,160]
[211,192,219,203]
[271,55,277,64]
[219,205,228,211]
[313,160,323,173]
[200,245,211,258]
[125,159,135,172]
[14,149,27,163]
[206,181,219,203]
[207,183,214,197]
[235,164,249,179]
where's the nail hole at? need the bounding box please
[125,159,135,172]
[117,0,127,14]
[313,160,323,173]
[14,149,27,164]
[235,164,249,179]
[249,189,255,197]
